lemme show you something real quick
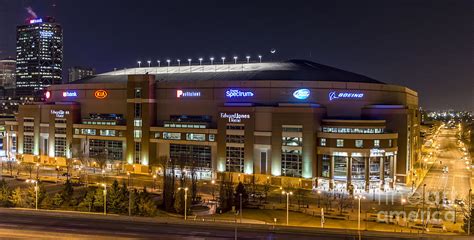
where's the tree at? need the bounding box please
[137,187,157,216]
[463,206,474,235]
[262,180,271,203]
[108,180,128,213]
[174,187,190,215]
[61,180,74,206]
[336,194,353,215]
[234,182,248,207]
[22,163,34,179]
[0,179,12,207]
[160,156,176,212]
[80,187,96,212]
[10,187,26,207]
[51,193,64,207]
[93,187,105,211]
[26,182,46,208]
[218,173,234,213]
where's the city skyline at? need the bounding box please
[0,0,472,111]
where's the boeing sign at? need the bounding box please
[329,91,364,101]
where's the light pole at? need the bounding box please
[178,187,189,220]
[127,171,132,216]
[102,183,107,215]
[258,55,262,63]
[282,190,293,225]
[137,61,141,68]
[188,58,192,72]
[422,184,426,227]
[317,190,321,208]
[166,59,171,73]
[26,179,38,210]
[198,58,203,66]
[147,60,151,67]
[210,57,214,65]
[211,179,216,200]
[246,56,250,63]
[239,193,243,223]
[233,56,238,64]
[221,57,225,65]
[157,60,161,67]
[401,198,406,216]
[35,163,40,180]
[177,59,181,67]
[356,195,366,231]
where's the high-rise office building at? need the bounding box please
[68,66,95,83]
[16,17,63,97]
[0,57,16,88]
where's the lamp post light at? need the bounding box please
[147,60,151,67]
[198,58,203,66]
[221,57,226,65]
[56,165,60,179]
[102,183,107,215]
[233,56,238,64]
[177,59,181,66]
[26,179,38,210]
[188,58,192,72]
[258,55,262,63]
[282,190,293,225]
[401,198,406,214]
[356,195,366,231]
[422,184,426,227]
[210,57,214,65]
[317,190,321,208]
[137,61,141,68]
[239,193,243,223]
[178,187,189,220]
[127,171,132,216]
[246,56,250,63]
[157,60,161,67]
[211,179,216,200]
[35,163,40,180]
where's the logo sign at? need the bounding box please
[220,112,250,123]
[40,30,54,38]
[94,90,108,99]
[293,89,310,100]
[62,91,77,97]
[29,18,43,24]
[177,90,201,98]
[226,89,254,98]
[329,91,364,101]
[50,110,70,118]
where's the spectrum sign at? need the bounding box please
[329,91,364,101]
[226,89,254,98]
[62,91,78,97]
[177,90,201,98]
[293,89,310,100]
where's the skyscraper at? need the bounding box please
[0,57,16,88]
[68,66,95,83]
[16,17,63,97]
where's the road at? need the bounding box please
[415,128,471,206]
[0,208,439,240]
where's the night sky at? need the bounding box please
[0,0,472,111]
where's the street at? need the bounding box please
[0,208,450,239]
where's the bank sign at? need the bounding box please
[220,112,250,123]
[329,91,364,101]
[62,91,78,97]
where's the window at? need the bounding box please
[81,129,96,135]
[388,139,393,147]
[134,88,142,98]
[134,119,142,127]
[134,130,142,139]
[170,144,211,169]
[154,132,160,138]
[320,138,326,147]
[163,132,181,140]
[89,139,123,161]
[24,126,34,132]
[336,139,344,147]
[55,128,66,134]
[23,135,34,154]
[226,135,245,143]
[100,129,116,136]
[282,137,302,146]
[134,103,141,118]
[226,146,244,172]
[322,155,331,178]
[281,150,302,177]
[54,137,66,157]
[374,139,380,148]
[208,134,215,142]
[134,142,141,164]
[186,133,206,141]
[355,140,363,148]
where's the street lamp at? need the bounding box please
[221,57,225,65]
[157,60,161,67]
[422,184,426,227]
[233,56,238,64]
[177,59,181,66]
[137,61,141,68]
[246,56,250,63]
[35,163,40,180]
[401,198,406,215]
[317,190,321,208]
[178,187,189,220]
[147,60,151,67]
[239,193,243,223]
[355,195,366,231]
[258,55,262,63]
[166,59,171,73]
[102,183,107,215]
[26,179,38,210]
[198,58,203,65]
[210,57,214,65]
[211,179,216,200]
[282,190,293,225]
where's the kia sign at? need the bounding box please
[293,89,310,100]
[329,91,364,101]
[94,90,108,99]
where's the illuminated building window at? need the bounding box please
[374,139,380,148]
[163,132,181,140]
[100,129,116,137]
[320,138,327,146]
[55,127,66,134]
[208,134,215,141]
[388,139,393,148]
[54,137,66,157]
[186,133,206,141]
[134,88,142,98]
[322,155,331,178]
[281,149,302,177]
[355,140,363,148]
[80,129,96,135]
[226,146,244,173]
[134,142,141,164]
[336,139,344,147]
[24,126,34,132]
[134,130,142,139]
[134,119,142,127]
[23,135,34,154]
[226,135,245,143]
[170,144,211,169]
[88,139,122,161]
[282,137,302,146]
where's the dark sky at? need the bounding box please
[0,0,472,111]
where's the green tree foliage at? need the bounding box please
[60,180,74,206]
[0,179,11,207]
[234,182,248,207]
[80,187,96,212]
[136,187,157,216]
[93,187,105,211]
[52,193,64,207]
[9,187,26,207]
[218,173,234,213]
[108,180,128,214]
[174,188,190,215]
[25,182,46,208]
